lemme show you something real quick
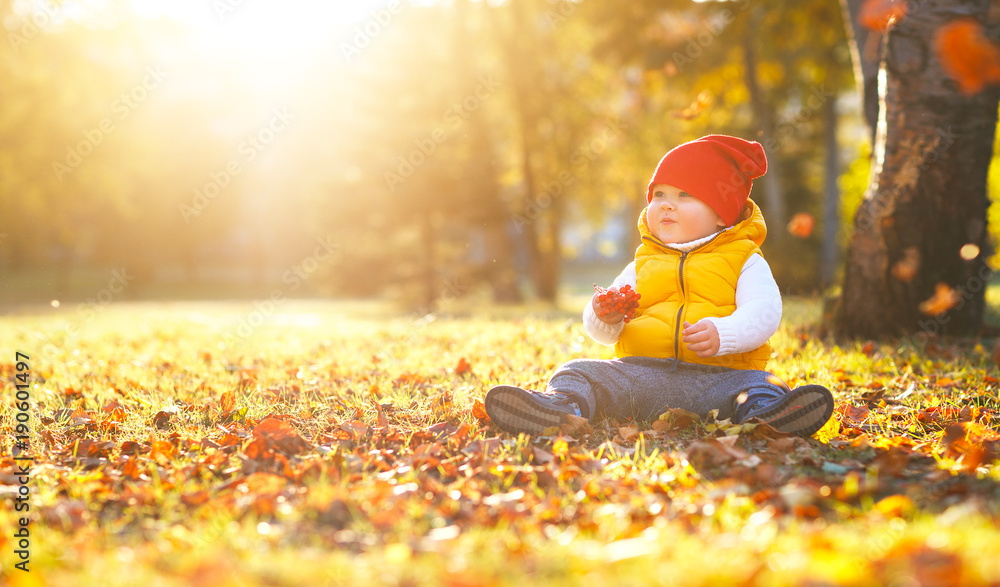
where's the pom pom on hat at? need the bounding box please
[645,135,768,226]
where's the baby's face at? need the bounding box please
[647,183,727,244]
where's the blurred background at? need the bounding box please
[1,0,998,312]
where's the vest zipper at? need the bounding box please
[673,252,688,359]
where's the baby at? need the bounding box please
[485,135,834,436]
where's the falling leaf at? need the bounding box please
[671,90,713,120]
[935,19,1000,94]
[919,283,959,316]
[786,212,815,238]
[859,0,907,31]
[891,247,920,282]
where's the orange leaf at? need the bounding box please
[891,247,919,282]
[671,90,713,120]
[374,400,389,429]
[935,19,1000,95]
[859,0,907,31]
[149,440,176,464]
[243,436,271,460]
[786,212,815,238]
[455,357,473,376]
[919,283,960,316]
[839,404,870,426]
[472,400,490,422]
[102,400,127,423]
[252,417,310,455]
[220,391,236,414]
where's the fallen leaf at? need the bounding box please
[455,357,473,376]
[561,414,592,437]
[252,417,311,455]
[472,400,490,423]
[873,494,913,517]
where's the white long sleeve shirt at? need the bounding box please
[583,234,782,357]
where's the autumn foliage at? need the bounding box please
[3,304,1000,584]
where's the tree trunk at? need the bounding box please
[454,0,522,304]
[840,0,882,144]
[741,18,787,235]
[836,0,999,339]
[491,0,561,303]
[820,87,840,289]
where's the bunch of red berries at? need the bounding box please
[593,284,641,323]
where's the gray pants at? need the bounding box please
[547,356,788,422]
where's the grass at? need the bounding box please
[2,295,1000,586]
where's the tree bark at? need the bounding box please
[491,0,561,303]
[840,0,882,144]
[741,16,787,236]
[820,86,840,289]
[836,0,1000,339]
[454,0,523,304]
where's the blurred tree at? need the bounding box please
[584,0,853,290]
[836,0,1000,338]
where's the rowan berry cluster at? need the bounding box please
[593,284,641,323]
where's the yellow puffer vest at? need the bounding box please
[614,198,771,370]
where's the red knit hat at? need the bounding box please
[645,135,768,226]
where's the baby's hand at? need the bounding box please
[682,320,720,358]
[592,284,641,325]
[592,293,625,324]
